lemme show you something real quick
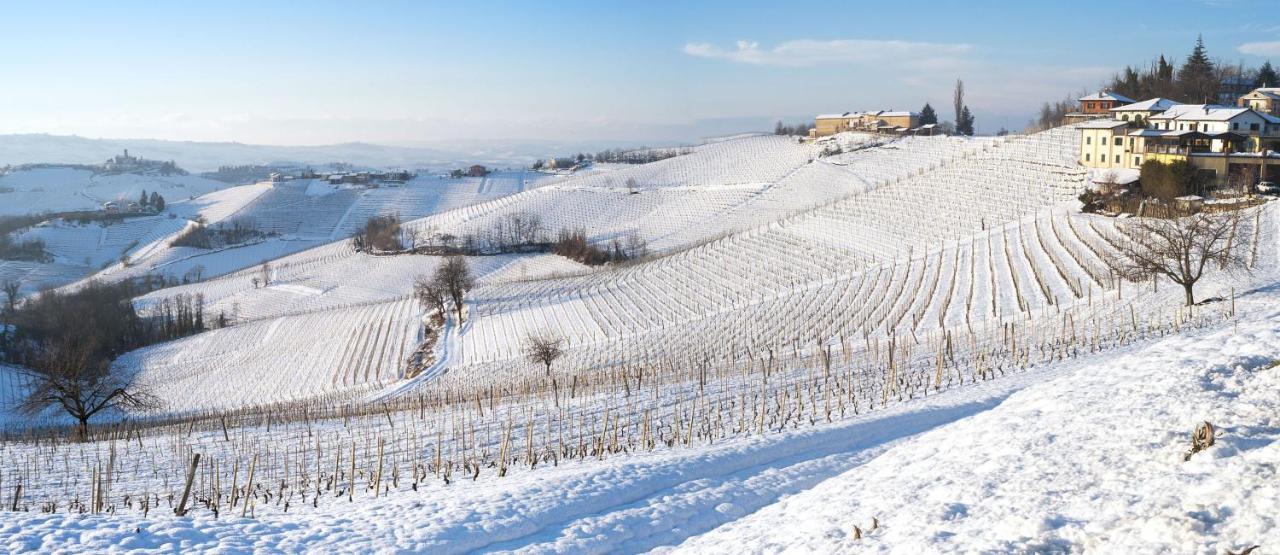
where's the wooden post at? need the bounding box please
[372,438,385,497]
[241,455,257,518]
[175,453,201,516]
[348,442,356,502]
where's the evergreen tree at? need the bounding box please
[139,189,149,207]
[1158,55,1174,82]
[957,106,976,136]
[919,103,938,125]
[1177,35,1217,103]
[151,192,165,211]
[1157,55,1176,98]
[1257,61,1278,88]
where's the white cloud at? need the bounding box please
[682,38,973,68]
[1238,41,1280,56]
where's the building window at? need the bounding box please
[1114,137,1122,146]
[1233,123,1239,130]
[1122,114,1130,121]
[1086,136,1091,145]
[1135,156,1140,166]
[1115,155,1120,163]
[1085,153,1091,162]
[1251,123,1260,131]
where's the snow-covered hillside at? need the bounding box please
[0,167,228,215]
[2,284,1277,553]
[96,126,1272,413]
[2,126,1276,553]
[0,171,551,296]
[92,170,553,283]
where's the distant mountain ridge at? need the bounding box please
[0,134,540,173]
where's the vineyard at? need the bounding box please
[0,125,1276,552]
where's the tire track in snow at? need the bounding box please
[467,396,1014,554]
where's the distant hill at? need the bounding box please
[0,134,539,173]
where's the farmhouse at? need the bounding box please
[1065,91,1137,123]
[1237,87,1280,116]
[545,158,579,170]
[1080,91,1135,114]
[811,110,921,137]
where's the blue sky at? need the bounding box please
[2,0,1279,145]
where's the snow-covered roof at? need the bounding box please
[816,110,918,119]
[1110,98,1180,112]
[1077,120,1129,129]
[1246,87,1280,99]
[1079,91,1135,103]
[1146,104,1272,122]
[1091,168,1140,185]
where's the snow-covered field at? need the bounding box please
[1,126,1277,552]
[1,292,1276,553]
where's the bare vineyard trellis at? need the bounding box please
[0,127,1267,521]
[0,286,1239,518]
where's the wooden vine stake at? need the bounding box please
[175,453,201,516]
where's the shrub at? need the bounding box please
[353,215,403,252]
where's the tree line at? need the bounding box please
[171,218,272,250]
[0,279,211,439]
[773,121,814,136]
[354,213,648,265]
[1034,35,1276,130]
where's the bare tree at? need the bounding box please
[19,340,160,441]
[2,279,18,314]
[403,226,421,252]
[260,261,272,287]
[524,333,564,376]
[1108,209,1250,306]
[435,256,474,324]
[413,274,448,322]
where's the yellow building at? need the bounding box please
[812,110,920,137]
[1078,120,1130,169]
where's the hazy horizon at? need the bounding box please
[3,0,1279,145]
